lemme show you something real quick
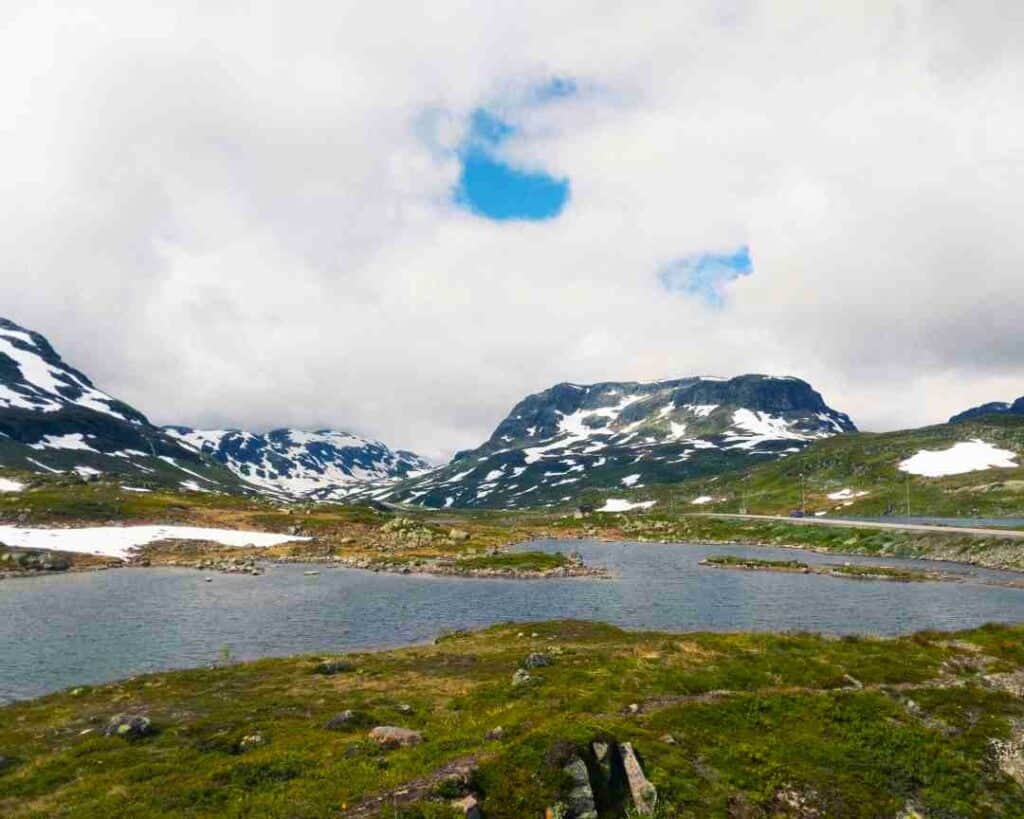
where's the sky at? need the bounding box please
[2,1,1023,462]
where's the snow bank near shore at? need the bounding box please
[0,525,309,560]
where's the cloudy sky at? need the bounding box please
[3,1,1022,461]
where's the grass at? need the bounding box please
[702,555,809,571]
[454,551,570,572]
[625,414,1024,521]
[825,564,932,582]
[2,620,1023,817]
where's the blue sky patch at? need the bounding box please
[658,246,753,307]
[453,95,570,221]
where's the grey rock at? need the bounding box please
[523,652,553,669]
[451,794,482,818]
[511,668,532,687]
[314,658,354,675]
[563,755,598,819]
[619,742,657,815]
[368,725,423,748]
[104,714,154,740]
[485,726,504,741]
[238,733,265,752]
[324,710,360,730]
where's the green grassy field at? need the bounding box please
[587,415,1024,521]
[2,620,1024,817]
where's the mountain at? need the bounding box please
[363,374,856,509]
[0,318,242,491]
[164,427,430,500]
[0,318,427,498]
[950,396,1024,424]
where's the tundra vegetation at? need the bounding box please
[3,620,1024,817]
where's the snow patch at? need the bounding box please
[898,439,1018,477]
[690,495,714,505]
[0,525,309,560]
[0,478,25,492]
[597,498,657,513]
[826,488,869,501]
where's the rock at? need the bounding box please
[991,722,1024,785]
[983,670,1024,698]
[485,726,504,741]
[238,733,265,752]
[562,755,598,819]
[449,528,470,541]
[773,786,822,817]
[396,703,413,714]
[523,652,553,669]
[619,742,657,815]
[315,659,354,675]
[368,726,422,748]
[897,803,926,819]
[325,710,361,730]
[660,733,677,745]
[104,714,154,740]
[452,794,482,819]
[511,668,532,687]
[627,703,640,714]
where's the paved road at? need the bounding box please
[691,513,1024,540]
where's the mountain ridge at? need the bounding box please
[362,374,856,509]
[0,318,427,497]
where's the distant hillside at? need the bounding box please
[634,414,1024,520]
[950,396,1024,424]
[164,427,430,500]
[361,374,855,509]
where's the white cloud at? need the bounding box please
[2,1,1022,461]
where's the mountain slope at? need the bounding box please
[0,318,428,499]
[950,396,1024,424]
[164,427,430,500]
[0,319,243,491]
[365,374,855,509]
[644,413,1024,519]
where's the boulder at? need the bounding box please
[563,755,598,819]
[452,794,482,818]
[104,714,155,740]
[619,742,657,815]
[511,668,532,687]
[238,733,265,752]
[485,726,504,741]
[324,710,361,730]
[523,652,553,669]
[314,659,354,675]
[368,726,422,748]
[449,528,471,541]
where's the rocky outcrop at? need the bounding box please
[563,755,598,819]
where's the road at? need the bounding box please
[691,512,1024,540]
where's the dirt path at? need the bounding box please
[341,752,487,817]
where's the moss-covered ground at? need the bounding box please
[2,621,1024,817]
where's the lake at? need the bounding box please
[3,539,1024,703]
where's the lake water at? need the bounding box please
[3,539,1024,704]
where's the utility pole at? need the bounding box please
[800,472,806,515]
[906,475,911,518]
